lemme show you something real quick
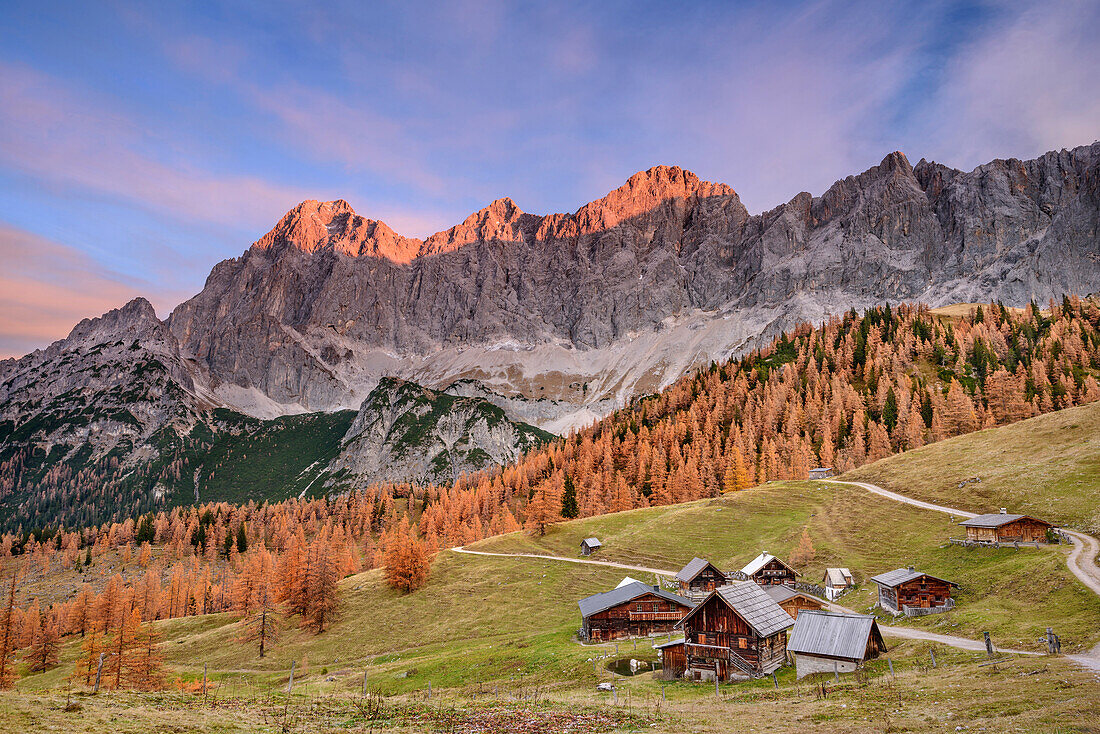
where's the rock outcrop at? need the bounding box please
[326,377,552,488]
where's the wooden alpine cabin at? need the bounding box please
[787,610,887,679]
[577,581,694,642]
[580,537,602,556]
[740,551,800,586]
[871,566,959,614]
[959,510,1054,544]
[763,584,826,619]
[676,581,794,681]
[808,467,836,479]
[674,557,727,598]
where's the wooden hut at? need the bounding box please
[676,581,794,681]
[577,581,694,642]
[808,467,836,479]
[959,511,1054,544]
[654,638,686,677]
[674,557,727,598]
[870,566,959,613]
[740,552,800,586]
[580,537,602,556]
[821,568,855,600]
[763,584,826,619]
[787,610,887,679]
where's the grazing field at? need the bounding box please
[845,399,1100,533]
[472,481,1100,653]
[7,396,1100,731]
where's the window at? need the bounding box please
[738,638,748,649]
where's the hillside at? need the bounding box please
[845,399,1100,533]
[327,378,553,488]
[418,298,1100,542]
[9,481,1100,733]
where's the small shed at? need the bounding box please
[822,568,854,600]
[580,537,602,556]
[674,557,728,597]
[577,581,694,641]
[763,584,826,619]
[809,467,836,479]
[741,551,800,586]
[871,566,959,613]
[654,638,686,677]
[787,610,887,678]
[959,511,1054,544]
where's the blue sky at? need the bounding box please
[1,0,1098,357]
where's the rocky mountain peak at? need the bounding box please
[253,198,425,262]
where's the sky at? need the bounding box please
[1,0,1098,358]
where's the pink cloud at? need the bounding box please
[0,62,327,233]
[0,225,184,359]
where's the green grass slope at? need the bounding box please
[473,481,1100,653]
[844,399,1100,533]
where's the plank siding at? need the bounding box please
[583,593,692,641]
[750,558,798,586]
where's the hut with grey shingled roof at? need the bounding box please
[577,581,694,641]
[787,610,886,678]
[675,581,794,681]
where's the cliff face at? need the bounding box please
[326,378,552,489]
[166,144,1100,428]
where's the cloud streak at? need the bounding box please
[0,224,180,359]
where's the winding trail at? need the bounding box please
[825,479,1100,669]
[451,541,1039,658]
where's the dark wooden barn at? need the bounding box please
[674,557,727,598]
[677,581,794,681]
[871,566,959,613]
[959,511,1054,543]
[740,551,800,586]
[577,581,694,642]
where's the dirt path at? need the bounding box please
[450,544,1043,657]
[451,546,676,577]
[825,478,1100,668]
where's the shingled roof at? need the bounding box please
[870,567,959,589]
[741,551,800,577]
[679,581,794,638]
[577,581,694,619]
[960,513,1052,529]
[788,610,886,661]
[674,557,723,583]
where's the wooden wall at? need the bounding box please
[583,593,691,641]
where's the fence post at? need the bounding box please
[203,663,208,704]
[93,652,106,693]
[772,672,778,689]
[887,657,894,679]
[287,661,295,694]
[428,681,432,699]
[662,684,666,701]
[983,632,993,658]
[929,649,936,668]
[363,670,368,696]
[714,674,719,698]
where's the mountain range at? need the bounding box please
[1,142,1098,528]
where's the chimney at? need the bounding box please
[1000,508,1007,514]
[653,585,660,592]
[907,565,915,573]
